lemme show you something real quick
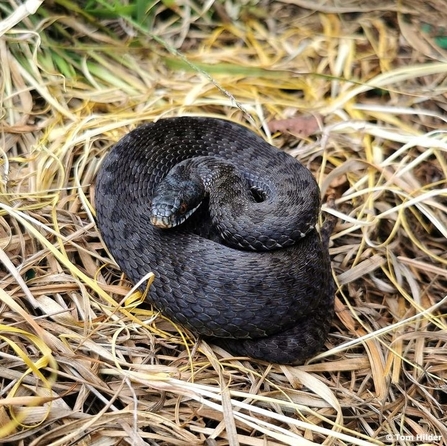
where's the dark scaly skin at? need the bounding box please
[95,117,334,364]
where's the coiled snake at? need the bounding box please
[95,117,334,364]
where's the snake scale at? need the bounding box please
[95,116,334,364]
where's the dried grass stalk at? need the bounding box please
[1,1,446,445]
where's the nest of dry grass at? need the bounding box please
[1,1,447,445]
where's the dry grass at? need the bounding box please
[1,1,447,445]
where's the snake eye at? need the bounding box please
[179,202,188,214]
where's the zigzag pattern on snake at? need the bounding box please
[95,116,334,364]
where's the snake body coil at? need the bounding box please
[95,117,334,364]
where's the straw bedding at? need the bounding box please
[1,1,446,445]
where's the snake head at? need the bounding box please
[150,164,205,228]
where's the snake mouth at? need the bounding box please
[150,215,176,228]
[150,202,202,229]
[150,213,191,228]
